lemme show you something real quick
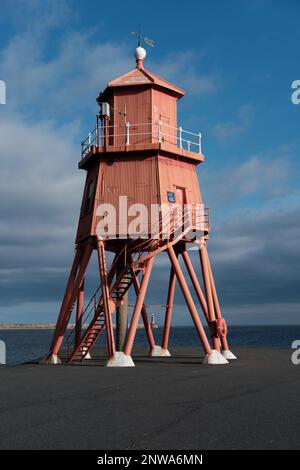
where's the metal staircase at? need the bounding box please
[67,261,149,362]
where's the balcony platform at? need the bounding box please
[79,141,204,169]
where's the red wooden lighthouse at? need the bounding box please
[44,41,236,366]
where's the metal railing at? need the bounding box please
[81,120,202,158]
[94,201,210,241]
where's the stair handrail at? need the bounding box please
[65,251,124,349]
[127,204,193,257]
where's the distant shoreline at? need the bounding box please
[0,323,297,330]
[0,323,158,330]
[0,324,67,330]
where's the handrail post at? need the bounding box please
[100,119,105,147]
[206,207,210,231]
[96,115,99,148]
[179,126,183,149]
[157,120,162,143]
[100,123,103,146]
[188,141,191,152]
[125,121,130,146]
[198,132,202,154]
[104,115,109,147]
[88,132,92,150]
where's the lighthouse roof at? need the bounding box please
[104,66,185,98]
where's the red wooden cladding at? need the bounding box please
[95,155,158,236]
[76,153,202,242]
[152,88,177,145]
[76,61,203,241]
[158,155,202,207]
[114,86,152,146]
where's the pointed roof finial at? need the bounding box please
[131,25,154,70]
[135,46,147,70]
[138,23,142,47]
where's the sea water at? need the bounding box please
[1,325,300,366]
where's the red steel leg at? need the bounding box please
[75,278,85,347]
[161,267,176,350]
[49,247,82,352]
[181,250,209,322]
[132,269,156,349]
[206,248,230,351]
[97,239,116,358]
[123,257,154,356]
[52,242,93,356]
[199,244,220,351]
[167,246,212,355]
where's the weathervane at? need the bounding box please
[131,25,154,48]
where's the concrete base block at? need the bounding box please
[150,346,171,357]
[106,352,135,367]
[39,353,61,365]
[222,349,237,360]
[81,347,92,360]
[203,349,229,365]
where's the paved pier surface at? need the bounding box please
[0,347,299,450]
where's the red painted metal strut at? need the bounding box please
[167,246,212,355]
[123,257,155,356]
[161,267,176,351]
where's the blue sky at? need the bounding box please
[0,0,299,325]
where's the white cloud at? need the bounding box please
[201,147,290,207]
[153,51,218,96]
[1,0,73,30]
[0,115,83,270]
[1,32,133,121]
[212,104,254,142]
[1,25,213,126]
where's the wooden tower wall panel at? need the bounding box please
[75,162,100,243]
[114,87,152,146]
[158,155,202,206]
[152,88,177,145]
[92,156,159,237]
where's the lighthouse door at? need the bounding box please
[175,186,186,208]
[173,186,186,231]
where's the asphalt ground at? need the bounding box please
[0,346,299,449]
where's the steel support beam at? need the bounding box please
[206,247,230,351]
[123,257,154,356]
[161,267,176,351]
[132,269,156,349]
[181,250,209,321]
[167,246,212,355]
[97,239,116,358]
[51,242,93,356]
[75,278,85,348]
[49,247,82,352]
[116,257,128,351]
[199,244,220,351]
